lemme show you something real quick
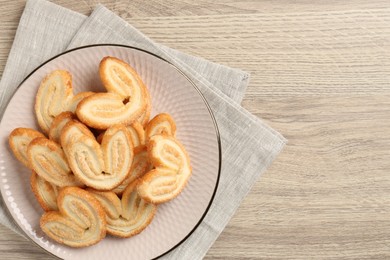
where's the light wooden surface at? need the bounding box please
[1,0,390,259]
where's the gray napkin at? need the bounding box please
[0,0,286,259]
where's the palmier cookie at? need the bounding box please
[34,70,94,133]
[76,57,148,129]
[27,137,83,187]
[30,171,58,211]
[137,135,191,204]
[145,113,176,143]
[88,179,156,238]
[48,112,75,144]
[62,122,134,190]
[40,187,106,247]
[111,146,149,195]
[8,128,45,168]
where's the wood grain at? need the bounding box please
[1,0,390,259]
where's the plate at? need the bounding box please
[0,45,221,259]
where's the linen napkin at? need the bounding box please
[0,0,286,258]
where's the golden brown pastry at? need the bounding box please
[111,146,149,195]
[76,57,148,129]
[8,128,45,168]
[88,179,156,238]
[137,135,191,204]
[40,187,106,247]
[10,57,194,248]
[27,137,83,187]
[30,171,59,211]
[99,57,144,99]
[62,122,134,190]
[35,70,73,133]
[34,70,95,134]
[48,112,75,144]
[145,113,176,143]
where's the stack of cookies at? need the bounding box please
[8,57,191,248]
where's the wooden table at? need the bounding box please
[1,0,390,259]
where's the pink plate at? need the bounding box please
[0,45,220,260]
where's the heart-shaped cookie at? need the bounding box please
[76,57,148,129]
[61,121,134,190]
[27,137,83,187]
[88,179,156,238]
[34,70,94,133]
[30,171,59,211]
[40,187,106,247]
[145,113,176,143]
[137,135,191,204]
[8,127,45,168]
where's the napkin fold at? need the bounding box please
[0,0,286,258]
